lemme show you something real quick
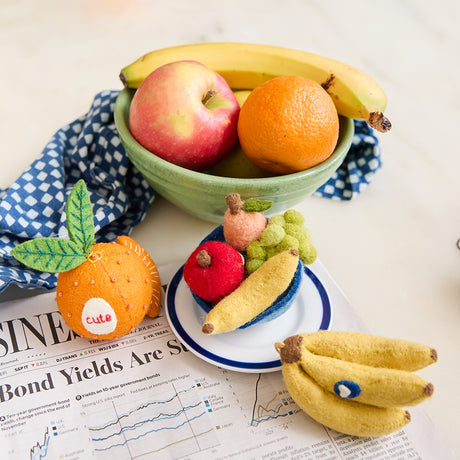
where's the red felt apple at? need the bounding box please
[129,60,240,171]
[183,241,244,302]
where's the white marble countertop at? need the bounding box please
[1,0,459,457]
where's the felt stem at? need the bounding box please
[197,250,212,268]
[225,193,244,215]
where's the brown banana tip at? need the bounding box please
[289,248,299,257]
[367,112,392,133]
[119,71,128,87]
[274,342,285,354]
[424,383,434,397]
[202,323,214,334]
[405,410,411,422]
[279,334,303,364]
[431,348,438,362]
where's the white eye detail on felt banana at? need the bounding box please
[334,380,361,399]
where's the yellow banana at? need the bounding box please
[300,331,437,371]
[201,249,299,335]
[275,332,437,436]
[119,42,391,132]
[297,346,433,408]
[233,89,251,107]
[281,361,410,437]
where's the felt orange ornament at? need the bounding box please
[11,180,161,340]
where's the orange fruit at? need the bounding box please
[56,236,161,340]
[237,76,339,175]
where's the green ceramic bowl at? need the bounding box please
[114,88,354,223]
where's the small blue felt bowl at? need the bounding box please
[190,225,303,329]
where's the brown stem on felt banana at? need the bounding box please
[276,334,303,363]
[202,323,214,334]
[424,383,434,397]
[225,193,244,215]
[196,250,212,268]
[368,112,392,133]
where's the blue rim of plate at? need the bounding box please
[166,264,332,372]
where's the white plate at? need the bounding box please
[165,264,332,373]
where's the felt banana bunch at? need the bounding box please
[275,331,437,437]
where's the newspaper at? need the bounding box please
[0,262,455,460]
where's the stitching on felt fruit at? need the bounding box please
[87,249,104,263]
[97,256,132,308]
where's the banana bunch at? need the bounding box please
[119,42,391,132]
[275,331,437,437]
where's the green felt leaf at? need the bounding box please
[11,238,87,273]
[243,198,273,213]
[66,180,95,252]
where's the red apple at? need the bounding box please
[129,60,240,171]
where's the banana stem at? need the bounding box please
[119,71,128,87]
[368,112,392,133]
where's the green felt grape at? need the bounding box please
[268,214,286,227]
[284,209,304,225]
[260,224,285,247]
[244,208,317,272]
[246,240,266,260]
[246,258,265,274]
[298,239,318,265]
[285,223,311,242]
[275,234,300,253]
[303,245,318,265]
[264,246,280,260]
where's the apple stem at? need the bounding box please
[202,90,217,106]
[225,193,244,215]
[197,250,212,268]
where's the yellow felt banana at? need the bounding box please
[119,42,390,132]
[297,346,433,408]
[300,331,437,371]
[275,332,437,436]
[281,361,410,437]
[201,249,299,335]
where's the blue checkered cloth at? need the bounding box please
[315,120,381,199]
[0,90,381,293]
[0,90,155,293]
